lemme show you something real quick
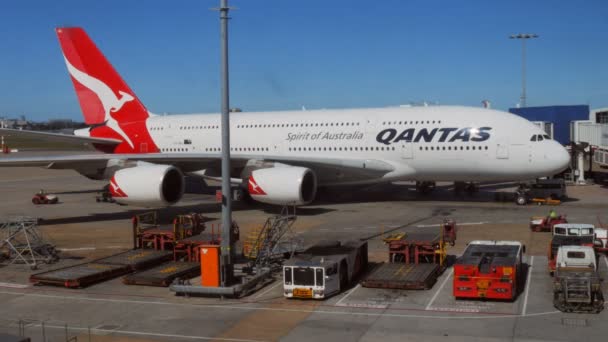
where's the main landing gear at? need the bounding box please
[454,182,478,195]
[416,181,436,194]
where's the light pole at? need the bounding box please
[219,0,234,287]
[509,33,538,108]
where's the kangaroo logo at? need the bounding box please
[63,56,135,148]
[248,176,267,195]
[109,176,128,197]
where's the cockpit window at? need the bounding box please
[538,135,544,141]
[531,135,537,142]
[543,134,550,140]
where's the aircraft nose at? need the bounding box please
[546,143,570,174]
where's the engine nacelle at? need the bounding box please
[248,167,317,205]
[110,164,185,207]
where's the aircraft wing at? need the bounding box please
[0,153,395,184]
[0,128,122,147]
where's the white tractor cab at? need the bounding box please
[556,246,597,270]
[553,223,607,251]
[283,240,368,299]
[553,223,594,237]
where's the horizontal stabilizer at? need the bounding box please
[0,128,122,147]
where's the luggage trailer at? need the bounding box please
[453,241,524,300]
[361,220,457,290]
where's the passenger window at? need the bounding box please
[531,135,537,142]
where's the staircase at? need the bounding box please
[242,206,298,268]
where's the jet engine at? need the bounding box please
[109,164,185,207]
[248,167,317,205]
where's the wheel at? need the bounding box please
[32,198,40,205]
[515,195,527,205]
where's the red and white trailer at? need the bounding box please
[453,240,524,301]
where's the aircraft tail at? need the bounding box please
[56,27,158,153]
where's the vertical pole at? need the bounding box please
[219,0,234,287]
[521,39,527,108]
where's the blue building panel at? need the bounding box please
[509,105,589,145]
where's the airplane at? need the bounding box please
[0,27,570,207]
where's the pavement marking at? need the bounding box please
[58,246,129,252]
[0,282,29,289]
[424,307,479,313]
[334,302,388,309]
[335,284,360,307]
[253,281,282,299]
[26,323,264,342]
[0,290,560,320]
[57,247,96,252]
[416,222,488,228]
[425,268,453,310]
[522,256,534,316]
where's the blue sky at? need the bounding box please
[1,0,607,121]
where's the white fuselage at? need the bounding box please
[141,106,570,185]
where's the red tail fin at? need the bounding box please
[56,27,158,153]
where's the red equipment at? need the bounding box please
[453,241,524,300]
[31,191,58,205]
[529,215,567,232]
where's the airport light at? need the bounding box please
[509,33,538,108]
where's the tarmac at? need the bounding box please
[1,159,608,341]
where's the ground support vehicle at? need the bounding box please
[362,221,456,290]
[594,227,608,253]
[529,215,568,232]
[515,179,567,205]
[283,240,368,299]
[553,246,604,313]
[453,241,524,300]
[95,190,115,203]
[31,191,58,205]
[548,224,595,275]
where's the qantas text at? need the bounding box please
[376,127,492,145]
